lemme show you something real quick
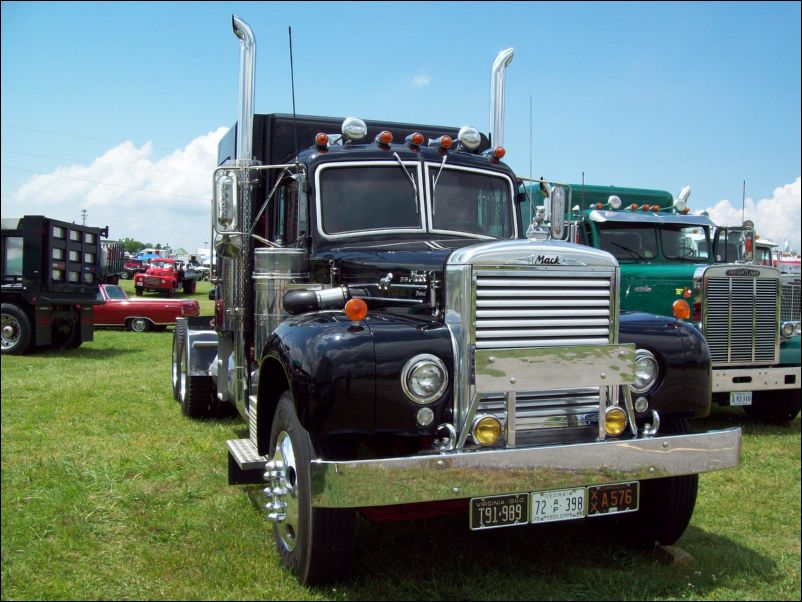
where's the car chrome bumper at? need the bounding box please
[308,428,742,508]
[713,366,800,393]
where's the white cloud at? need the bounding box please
[702,177,801,252]
[6,128,227,253]
[412,74,432,87]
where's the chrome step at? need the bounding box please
[227,438,268,471]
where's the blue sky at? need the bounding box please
[2,1,800,253]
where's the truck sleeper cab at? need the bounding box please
[173,16,742,585]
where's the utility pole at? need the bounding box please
[81,209,87,226]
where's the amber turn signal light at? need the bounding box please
[315,132,329,147]
[672,299,691,321]
[344,298,368,322]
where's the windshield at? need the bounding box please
[318,164,422,235]
[661,225,710,261]
[151,260,173,270]
[597,226,659,260]
[430,167,514,238]
[105,285,128,300]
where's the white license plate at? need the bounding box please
[730,391,753,406]
[530,488,585,523]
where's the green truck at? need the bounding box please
[520,182,801,423]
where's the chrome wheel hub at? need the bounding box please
[1,316,21,349]
[265,431,300,552]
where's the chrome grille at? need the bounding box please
[473,267,615,445]
[474,269,614,349]
[144,277,162,287]
[478,388,600,445]
[705,277,778,365]
[781,277,801,322]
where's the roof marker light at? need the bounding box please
[428,135,453,150]
[641,204,650,211]
[406,132,425,147]
[344,298,368,322]
[630,203,639,211]
[596,203,604,210]
[315,132,329,148]
[376,130,393,145]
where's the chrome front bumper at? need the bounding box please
[713,366,801,393]
[309,428,741,508]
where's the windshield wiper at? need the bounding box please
[431,154,448,215]
[611,242,646,261]
[393,152,418,214]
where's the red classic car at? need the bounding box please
[93,284,200,332]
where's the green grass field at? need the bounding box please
[2,283,800,600]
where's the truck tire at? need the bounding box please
[743,390,801,424]
[120,270,130,280]
[171,322,187,401]
[1,304,33,355]
[611,418,698,550]
[135,286,144,296]
[267,393,356,585]
[127,318,152,333]
[183,279,196,294]
[179,341,212,418]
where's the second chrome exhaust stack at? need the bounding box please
[489,48,514,148]
[232,15,255,164]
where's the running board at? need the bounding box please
[227,438,268,485]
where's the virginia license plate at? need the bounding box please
[469,493,528,530]
[587,482,639,516]
[730,391,753,406]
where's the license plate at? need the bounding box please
[587,482,639,516]
[530,488,585,523]
[730,391,752,406]
[469,493,528,530]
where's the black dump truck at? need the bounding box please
[171,16,743,585]
[1,215,106,354]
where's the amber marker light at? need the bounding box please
[493,146,505,159]
[682,207,690,214]
[407,132,424,146]
[315,132,329,148]
[641,204,650,211]
[440,135,453,149]
[344,298,368,322]
[472,415,502,446]
[630,203,639,210]
[672,299,691,321]
[596,203,604,209]
[376,130,393,145]
[605,407,628,437]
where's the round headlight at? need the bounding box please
[795,323,802,336]
[631,349,659,394]
[781,322,796,337]
[401,354,448,404]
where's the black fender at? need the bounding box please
[619,312,711,419]
[258,311,453,455]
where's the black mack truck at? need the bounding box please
[172,16,742,585]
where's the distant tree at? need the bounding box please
[124,238,148,254]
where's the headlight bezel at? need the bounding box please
[401,353,448,405]
[630,349,659,394]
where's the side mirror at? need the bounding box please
[550,185,566,240]
[214,169,238,232]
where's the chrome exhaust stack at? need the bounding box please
[489,48,514,148]
[232,15,256,165]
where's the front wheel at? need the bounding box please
[267,393,356,585]
[743,390,801,424]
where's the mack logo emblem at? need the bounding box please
[517,255,562,265]
[726,269,760,277]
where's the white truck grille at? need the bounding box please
[781,278,801,322]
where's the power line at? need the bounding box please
[1,165,209,202]
[1,124,218,158]
[1,149,211,177]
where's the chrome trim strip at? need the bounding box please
[505,391,516,447]
[445,264,473,437]
[308,428,742,508]
[713,367,801,392]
